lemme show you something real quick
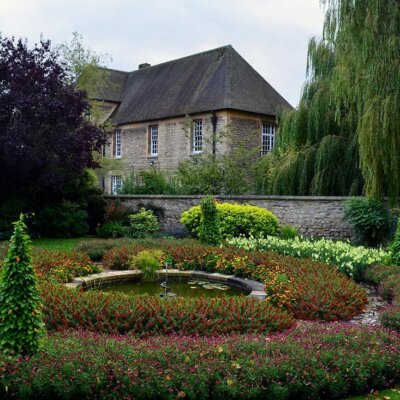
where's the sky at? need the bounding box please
[0,0,325,107]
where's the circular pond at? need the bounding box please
[100,279,249,298]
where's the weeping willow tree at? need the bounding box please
[266,0,400,199]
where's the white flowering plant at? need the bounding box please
[227,235,389,281]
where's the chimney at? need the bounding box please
[138,63,151,69]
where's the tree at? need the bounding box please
[266,0,400,200]
[0,36,107,232]
[0,215,44,355]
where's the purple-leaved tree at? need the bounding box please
[0,36,106,203]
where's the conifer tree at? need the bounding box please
[0,215,44,355]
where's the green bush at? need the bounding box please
[181,202,279,239]
[279,225,298,239]
[344,198,394,247]
[128,208,159,238]
[390,218,400,266]
[130,249,164,281]
[37,200,89,238]
[0,215,44,355]
[199,196,221,245]
[97,221,128,239]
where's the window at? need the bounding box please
[150,125,158,156]
[111,175,122,194]
[114,130,122,158]
[192,119,202,153]
[261,123,275,155]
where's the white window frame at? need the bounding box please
[114,130,122,159]
[261,123,275,155]
[192,119,203,154]
[111,175,122,195]
[150,125,158,156]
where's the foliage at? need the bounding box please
[102,239,367,320]
[264,0,400,200]
[199,196,221,245]
[74,238,134,261]
[279,225,298,239]
[227,235,388,281]
[122,167,175,195]
[0,215,43,355]
[42,284,294,336]
[0,324,399,399]
[102,246,132,270]
[130,250,164,281]
[344,198,394,247]
[128,208,159,238]
[97,221,128,239]
[37,201,89,238]
[0,36,106,220]
[390,218,400,266]
[381,305,400,332]
[32,249,100,283]
[181,203,279,239]
[104,200,131,223]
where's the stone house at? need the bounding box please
[94,45,291,194]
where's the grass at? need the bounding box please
[344,387,400,399]
[0,237,96,253]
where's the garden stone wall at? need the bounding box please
[104,195,354,239]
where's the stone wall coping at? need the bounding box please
[105,194,355,202]
[66,270,266,300]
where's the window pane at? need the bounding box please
[193,120,202,153]
[150,125,158,156]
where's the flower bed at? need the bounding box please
[227,236,388,281]
[0,324,399,399]
[101,239,367,321]
[42,284,294,336]
[32,249,100,283]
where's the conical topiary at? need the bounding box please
[0,215,44,355]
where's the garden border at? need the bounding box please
[65,270,266,299]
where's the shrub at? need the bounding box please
[199,195,221,245]
[130,250,164,281]
[128,208,159,238]
[390,218,400,266]
[74,238,134,261]
[344,198,394,247]
[0,215,44,355]
[228,235,388,281]
[42,284,294,336]
[33,249,100,283]
[381,305,400,331]
[97,221,128,238]
[37,200,89,238]
[1,324,399,399]
[279,224,298,239]
[181,202,279,239]
[102,246,132,270]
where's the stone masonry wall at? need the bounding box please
[104,195,354,239]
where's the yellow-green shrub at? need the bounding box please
[181,202,279,239]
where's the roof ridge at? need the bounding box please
[98,66,129,74]
[128,45,233,74]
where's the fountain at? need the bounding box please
[159,261,177,298]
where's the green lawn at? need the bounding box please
[344,387,400,400]
[1,237,95,253]
[32,237,96,251]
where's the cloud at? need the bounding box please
[0,0,325,105]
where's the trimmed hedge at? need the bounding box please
[42,284,294,336]
[181,202,279,239]
[0,324,399,399]
[101,239,367,321]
